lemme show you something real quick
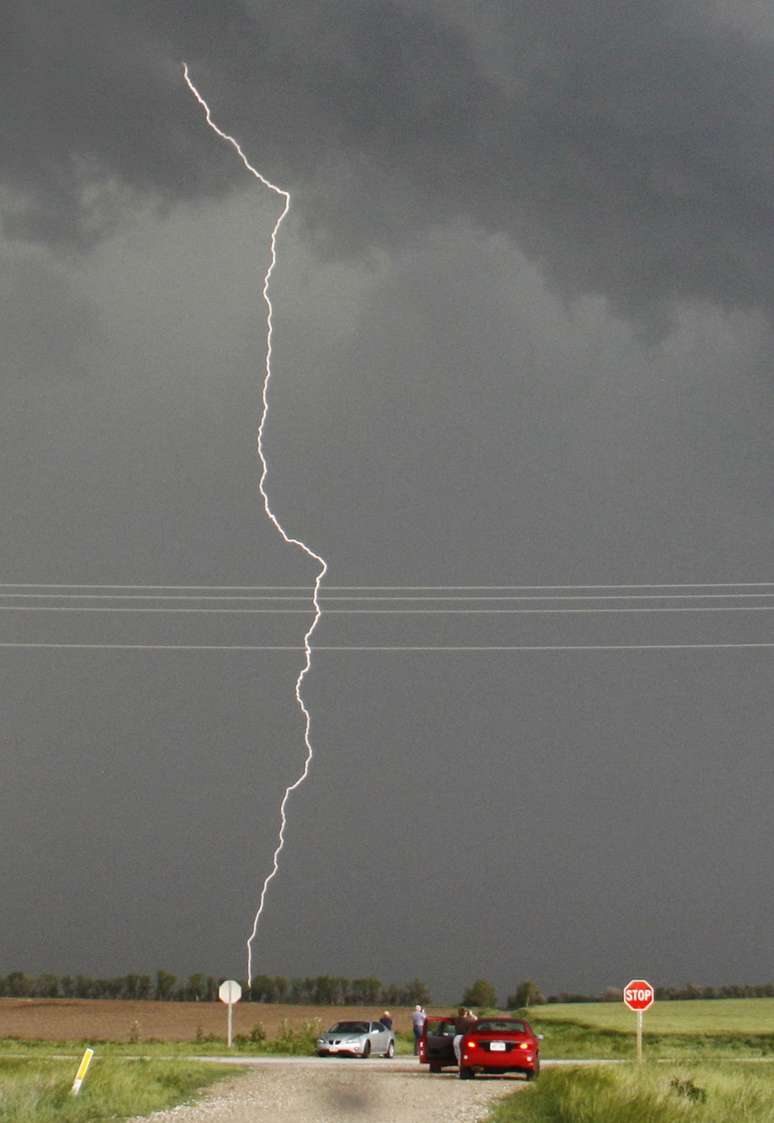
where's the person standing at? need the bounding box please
[412,1004,426,1055]
[453,1006,477,1065]
[381,1010,393,1030]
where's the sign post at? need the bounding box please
[71,1047,94,1095]
[623,979,654,1061]
[218,979,242,1049]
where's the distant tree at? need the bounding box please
[272,976,289,1003]
[380,983,401,1006]
[155,970,177,1001]
[349,977,382,1004]
[507,980,545,1009]
[35,974,60,998]
[5,972,32,997]
[312,976,339,1005]
[250,975,275,1003]
[187,974,205,1001]
[402,978,432,1007]
[463,979,497,1009]
[75,975,94,998]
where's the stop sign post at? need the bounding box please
[623,979,654,1061]
[218,979,242,1048]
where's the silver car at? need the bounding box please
[317,1019,395,1058]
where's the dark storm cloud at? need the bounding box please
[4,2,774,322]
[0,255,98,380]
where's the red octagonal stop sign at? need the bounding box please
[623,979,654,1012]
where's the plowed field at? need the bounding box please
[0,999,428,1043]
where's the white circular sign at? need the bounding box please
[218,979,242,1005]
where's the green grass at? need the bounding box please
[0,1024,416,1058]
[484,1063,774,1123]
[533,998,774,1035]
[0,1057,233,1123]
[520,999,774,1060]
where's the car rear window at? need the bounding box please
[474,1020,527,1034]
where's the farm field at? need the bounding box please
[531,998,774,1035]
[524,999,774,1061]
[0,999,434,1047]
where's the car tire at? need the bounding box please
[526,1061,539,1081]
[384,1040,395,1058]
[316,1051,326,1057]
[459,1066,474,1080]
[429,1062,442,1074]
[361,1041,371,1059]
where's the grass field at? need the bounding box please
[531,998,774,1035]
[524,999,774,1060]
[0,1057,232,1123]
[485,1063,774,1123]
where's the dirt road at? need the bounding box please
[128,1062,523,1123]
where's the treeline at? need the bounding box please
[655,983,774,1001]
[545,984,774,1004]
[6,971,774,1006]
[0,970,431,1006]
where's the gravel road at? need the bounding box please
[129,1061,524,1123]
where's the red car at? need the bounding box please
[420,1016,540,1080]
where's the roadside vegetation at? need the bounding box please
[524,998,774,1060]
[0,1057,232,1123]
[531,997,774,1035]
[0,1019,417,1058]
[484,1063,774,1123]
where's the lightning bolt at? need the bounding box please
[182,64,328,985]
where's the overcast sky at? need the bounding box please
[3,1,774,1002]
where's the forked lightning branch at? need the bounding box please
[182,64,327,984]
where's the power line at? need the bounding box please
[5,604,774,615]
[2,642,774,652]
[4,581,774,591]
[4,591,774,602]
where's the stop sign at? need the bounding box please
[623,979,654,1012]
[218,979,242,1006]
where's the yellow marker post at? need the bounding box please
[71,1047,94,1095]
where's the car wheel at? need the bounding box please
[459,1066,474,1080]
[526,1061,540,1081]
[361,1041,371,1058]
[429,1062,442,1074]
[316,1051,326,1057]
[384,1040,395,1058]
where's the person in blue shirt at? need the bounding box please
[412,1004,426,1054]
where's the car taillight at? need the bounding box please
[464,1039,476,1049]
[518,1042,529,1050]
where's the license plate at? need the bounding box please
[490,1041,506,1052]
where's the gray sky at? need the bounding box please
[3,1,774,1002]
